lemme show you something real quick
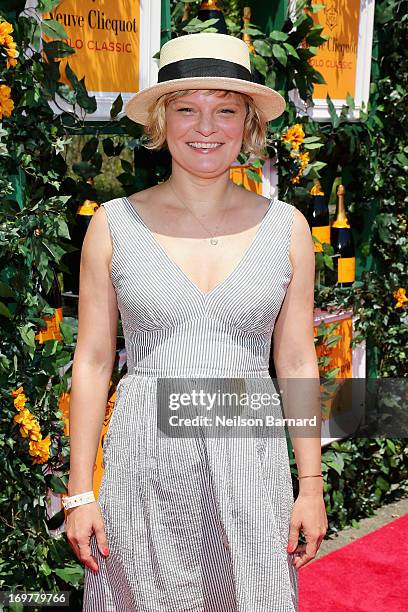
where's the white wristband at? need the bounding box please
[62,490,96,510]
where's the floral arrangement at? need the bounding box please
[281,123,310,185]
[11,386,51,465]
[0,19,18,69]
[0,19,17,121]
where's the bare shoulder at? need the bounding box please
[81,202,113,268]
[288,205,314,273]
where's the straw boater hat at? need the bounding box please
[125,32,286,125]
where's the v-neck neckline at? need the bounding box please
[123,195,276,299]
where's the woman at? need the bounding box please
[64,33,328,611]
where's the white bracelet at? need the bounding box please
[62,490,96,510]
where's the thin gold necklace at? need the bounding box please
[168,177,232,246]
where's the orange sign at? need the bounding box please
[309,0,360,100]
[314,315,353,421]
[47,0,140,93]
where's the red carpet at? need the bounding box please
[299,513,408,612]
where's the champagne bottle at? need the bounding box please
[197,1,227,34]
[331,184,356,287]
[308,180,330,253]
[242,6,263,84]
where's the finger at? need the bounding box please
[94,523,109,557]
[291,543,317,569]
[77,541,99,572]
[287,523,301,553]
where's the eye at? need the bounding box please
[177,107,194,112]
[219,108,236,114]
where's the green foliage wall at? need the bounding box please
[0,0,406,606]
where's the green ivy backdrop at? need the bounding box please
[0,0,406,607]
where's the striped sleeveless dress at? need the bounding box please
[83,195,299,611]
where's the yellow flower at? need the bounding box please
[12,386,51,464]
[14,393,27,411]
[0,21,18,68]
[0,84,14,119]
[11,386,24,398]
[299,151,310,169]
[0,21,13,44]
[393,288,407,309]
[282,123,305,149]
[29,435,51,464]
[14,408,35,428]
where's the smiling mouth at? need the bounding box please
[186,142,224,149]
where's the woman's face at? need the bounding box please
[165,89,247,177]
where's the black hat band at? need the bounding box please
[157,57,253,83]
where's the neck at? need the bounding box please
[168,165,234,214]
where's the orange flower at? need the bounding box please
[11,386,24,398]
[12,389,51,464]
[0,20,18,68]
[13,393,27,411]
[282,123,305,150]
[0,84,14,119]
[29,435,51,464]
[393,288,407,309]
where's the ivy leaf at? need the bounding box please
[303,142,324,150]
[272,44,287,67]
[110,93,123,119]
[253,39,272,57]
[81,137,99,162]
[43,41,75,60]
[326,94,340,129]
[56,84,76,105]
[59,322,74,344]
[0,302,12,319]
[269,30,288,42]
[48,475,68,493]
[241,26,264,36]
[65,62,97,114]
[37,0,61,12]
[283,43,300,60]
[41,19,68,40]
[46,509,65,530]
[54,565,84,585]
[251,54,267,77]
[19,324,36,348]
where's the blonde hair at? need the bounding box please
[143,89,268,159]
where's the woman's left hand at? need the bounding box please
[286,492,328,569]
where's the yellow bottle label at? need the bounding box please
[332,219,350,229]
[338,257,355,283]
[312,225,331,252]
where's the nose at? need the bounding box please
[195,110,217,136]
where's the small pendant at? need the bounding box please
[209,237,218,245]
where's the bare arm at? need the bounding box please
[67,205,119,496]
[272,207,322,496]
